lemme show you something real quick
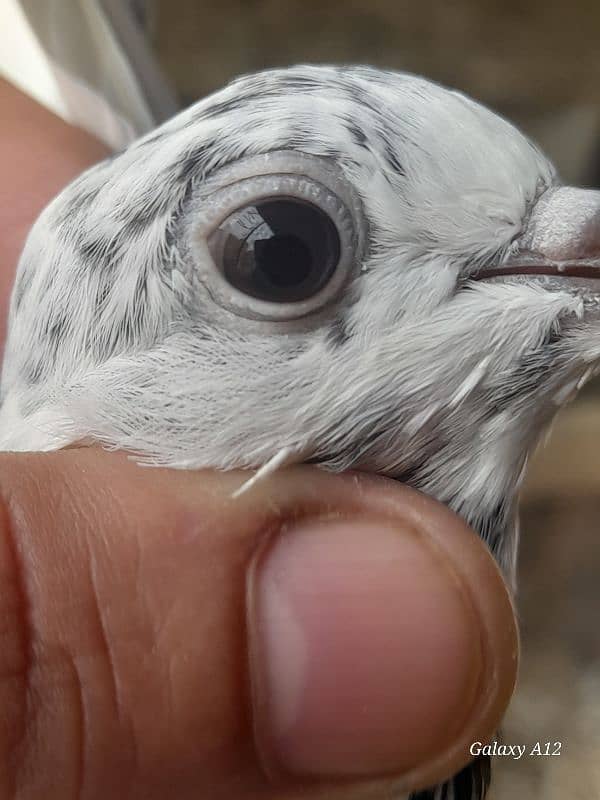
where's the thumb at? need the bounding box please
[0,449,517,800]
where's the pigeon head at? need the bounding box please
[2,65,600,582]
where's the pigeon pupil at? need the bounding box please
[217,198,341,303]
[254,234,312,288]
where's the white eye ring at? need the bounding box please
[185,151,366,322]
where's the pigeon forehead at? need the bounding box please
[134,64,554,192]
[50,64,554,270]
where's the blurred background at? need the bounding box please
[153,0,600,188]
[5,1,600,796]
[150,3,600,796]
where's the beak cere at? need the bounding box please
[523,186,600,261]
[477,187,600,287]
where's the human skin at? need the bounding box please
[0,78,518,799]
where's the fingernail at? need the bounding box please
[247,515,506,784]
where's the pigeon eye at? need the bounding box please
[207,197,340,303]
[188,152,365,322]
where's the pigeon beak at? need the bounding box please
[476,187,600,289]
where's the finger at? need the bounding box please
[0,450,518,800]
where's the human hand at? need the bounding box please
[0,451,517,799]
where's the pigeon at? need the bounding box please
[2,64,600,799]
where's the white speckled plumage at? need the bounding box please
[2,64,600,800]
